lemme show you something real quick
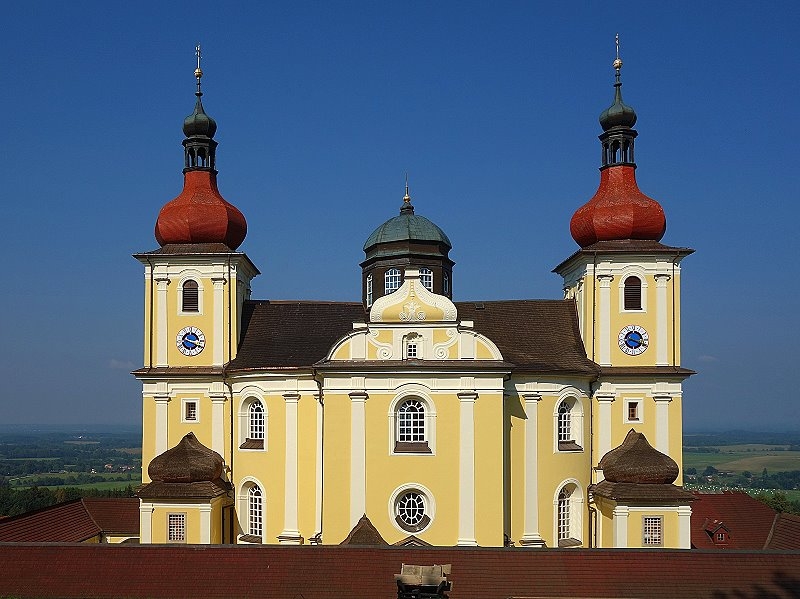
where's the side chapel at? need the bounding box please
[133,46,694,549]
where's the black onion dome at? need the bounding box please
[148,432,224,483]
[599,429,679,484]
[183,96,217,138]
[599,78,637,131]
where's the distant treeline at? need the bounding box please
[683,431,800,447]
[0,480,136,518]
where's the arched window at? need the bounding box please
[443,272,450,295]
[385,268,402,294]
[240,399,266,450]
[182,280,199,312]
[366,274,373,307]
[250,401,265,440]
[394,398,431,453]
[555,482,582,547]
[624,276,642,310]
[420,268,433,292]
[248,485,263,538]
[556,398,582,451]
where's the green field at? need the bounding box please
[9,471,139,491]
[683,445,800,474]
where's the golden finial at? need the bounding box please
[613,33,623,71]
[404,173,411,203]
[194,44,203,80]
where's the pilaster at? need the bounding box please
[597,274,614,366]
[279,392,303,544]
[212,276,226,366]
[520,393,545,547]
[154,395,170,456]
[155,277,170,367]
[349,391,368,528]
[596,394,616,466]
[457,391,478,546]
[654,394,672,455]
[613,505,629,548]
[655,274,670,365]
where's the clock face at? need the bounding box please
[176,326,206,356]
[618,325,649,356]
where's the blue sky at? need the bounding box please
[2,2,798,430]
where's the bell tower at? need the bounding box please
[553,37,693,475]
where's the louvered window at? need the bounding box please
[182,280,199,312]
[624,276,642,310]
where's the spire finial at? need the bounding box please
[613,34,623,79]
[404,173,411,203]
[194,44,203,96]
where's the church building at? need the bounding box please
[133,47,694,549]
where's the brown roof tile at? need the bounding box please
[0,498,139,543]
[690,491,779,550]
[229,299,598,375]
[0,545,798,598]
[340,514,388,546]
[766,512,800,550]
[593,480,694,502]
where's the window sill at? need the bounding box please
[239,438,264,450]
[558,441,583,452]
[395,514,431,534]
[394,441,432,454]
[558,537,582,548]
[238,534,262,544]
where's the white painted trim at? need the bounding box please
[520,393,545,546]
[623,397,644,425]
[613,505,630,548]
[655,274,670,365]
[280,393,302,544]
[553,391,585,453]
[349,391,368,528]
[678,505,693,549]
[387,385,437,455]
[457,391,477,546]
[154,396,170,456]
[177,272,205,316]
[139,502,154,544]
[553,479,583,546]
[238,477,266,543]
[617,267,649,313]
[238,394,268,451]
[199,504,212,544]
[596,394,615,462]
[654,395,672,455]
[597,274,613,366]
[155,278,170,367]
[210,394,226,456]
[388,482,436,535]
[180,398,200,424]
[314,394,323,541]
[212,277,226,366]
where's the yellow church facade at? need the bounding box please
[134,51,694,549]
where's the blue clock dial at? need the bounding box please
[618,325,649,356]
[176,326,206,356]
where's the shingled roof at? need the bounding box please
[228,299,598,375]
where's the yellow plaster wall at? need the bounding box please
[320,393,351,543]
[475,340,495,360]
[149,503,202,544]
[596,498,615,547]
[473,392,505,546]
[297,394,319,539]
[627,510,682,548]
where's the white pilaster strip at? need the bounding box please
[596,394,615,466]
[314,393,323,542]
[520,393,545,547]
[279,393,302,543]
[154,396,170,456]
[654,395,672,455]
[655,274,670,365]
[613,505,629,548]
[349,391,368,528]
[139,503,153,544]
[597,275,614,366]
[155,278,170,367]
[457,391,478,546]
[677,506,692,549]
[212,277,226,366]
[210,394,227,456]
[199,505,212,544]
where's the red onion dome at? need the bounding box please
[570,165,665,247]
[155,170,247,250]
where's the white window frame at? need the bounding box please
[617,268,648,313]
[388,483,435,535]
[419,268,433,292]
[167,512,186,543]
[238,478,266,543]
[554,395,583,452]
[181,399,199,423]
[624,398,644,424]
[403,332,422,360]
[366,274,373,307]
[178,274,204,315]
[238,395,268,451]
[385,268,402,294]
[388,387,436,455]
[642,516,663,547]
[443,272,449,295]
[553,480,583,547]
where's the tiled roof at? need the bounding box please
[0,545,799,598]
[593,480,694,502]
[229,299,598,375]
[340,514,388,545]
[0,498,138,542]
[690,491,780,549]
[766,513,800,550]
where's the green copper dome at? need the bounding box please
[183,96,217,138]
[363,195,451,251]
